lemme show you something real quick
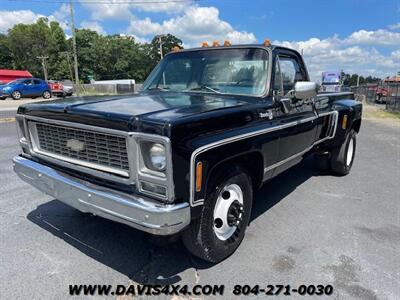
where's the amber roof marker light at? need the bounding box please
[202,42,209,47]
[171,46,181,52]
[263,39,271,46]
[212,41,220,47]
[223,40,231,46]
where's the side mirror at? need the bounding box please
[294,81,317,100]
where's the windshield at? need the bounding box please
[6,79,25,85]
[143,48,270,96]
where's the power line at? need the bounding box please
[8,0,199,4]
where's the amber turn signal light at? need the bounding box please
[342,115,348,129]
[195,161,203,192]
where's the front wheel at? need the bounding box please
[330,130,357,175]
[11,91,21,100]
[42,90,51,99]
[183,167,253,263]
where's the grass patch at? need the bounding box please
[363,103,400,121]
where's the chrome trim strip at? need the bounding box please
[13,156,189,235]
[263,145,312,173]
[189,111,338,207]
[25,115,130,137]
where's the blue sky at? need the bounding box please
[0,0,399,81]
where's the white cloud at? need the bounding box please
[0,10,45,32]
[391,50,400,61]
[80,0,132,20]
[389,22,400,30]
[0,9,69,33]
[274,30,400,82]
[129,0,189,13]
[80,0,189,20]
[345,29,400,45]
[80,21,106,35]
[53,3,70,21]
[127,6,256,47]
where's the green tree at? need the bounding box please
[0,34,12,69]
[5,18,183,83]
[7,18,68,79]
[150,34,183,62]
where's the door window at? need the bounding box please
[278,56,305,95]
[33,79,42,85]
[273,58,283,94]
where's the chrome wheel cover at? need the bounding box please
[43,91,51,99]
[213,184,244,241]
[13,91,21,99]
[346,137,354,166]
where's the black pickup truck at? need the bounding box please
[13,43,362,263]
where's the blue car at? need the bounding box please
[0,78,52,100]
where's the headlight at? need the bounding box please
[149,143,166,171]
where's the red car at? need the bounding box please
[48,80,66,98]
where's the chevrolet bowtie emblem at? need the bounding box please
[66,139,85,152]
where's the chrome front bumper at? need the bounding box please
[13,156,190,235]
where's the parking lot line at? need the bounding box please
[0,117,16,123]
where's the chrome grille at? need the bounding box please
[33,122,129,176]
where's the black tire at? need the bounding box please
[330,130,357,176]
[182,167,253,263]
[0,96,6,100]
[11,90,21,100]
[42,90,51,99]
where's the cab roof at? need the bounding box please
[169,43,301,56]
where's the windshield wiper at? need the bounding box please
[147,86,170,91]
[186,85,221,94]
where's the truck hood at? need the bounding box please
[18,92,251,133]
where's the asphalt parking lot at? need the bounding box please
[0,109,399,299]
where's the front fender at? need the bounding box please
[331,99,362,146]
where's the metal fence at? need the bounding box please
[351,82,400,112]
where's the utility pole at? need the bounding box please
[69,0,79,87]
[156,35,166,85]
[37,56,49,82]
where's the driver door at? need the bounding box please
[273,53,317,169]
[21,79,35,97]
